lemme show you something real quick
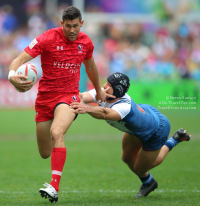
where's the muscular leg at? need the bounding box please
[121,134,160,197]
[152,145,169,168]
[133,148,161,177]
[39,104,76,200]
[121,133,143,173]
[50,104,75,148]
[152,128,191,168]
[49,104,75,192]
[36,120,53,159]
[122,133,169,176]
[124,129,191,197]
[121,133,158,197]
[124,134,188,176]
[133,148,160,198]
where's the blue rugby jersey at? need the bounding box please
[88,90,161,141]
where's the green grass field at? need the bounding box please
[0,109,199,206]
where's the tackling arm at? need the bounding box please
[70,102,121,121]
[88,106,121,121]
[80,92,95,104]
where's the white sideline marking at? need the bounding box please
[0,190,200,194]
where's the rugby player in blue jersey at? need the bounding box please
[70,72,191,197]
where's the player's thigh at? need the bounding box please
[122,133,143,163]
[51,103,76,138]
[36,120,53,158]
[134,148,161,175]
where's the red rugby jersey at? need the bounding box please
[25,26,94,93]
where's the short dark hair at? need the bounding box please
[62,6,82,22]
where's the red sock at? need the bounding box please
[50,148,66,192]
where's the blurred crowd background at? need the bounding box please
[1,0,200,81]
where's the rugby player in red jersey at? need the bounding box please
[8,6,113,203]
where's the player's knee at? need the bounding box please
[50,127,62,142]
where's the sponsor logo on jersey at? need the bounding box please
[57,46,64,50]
[29,38,38,49]
[53,62,81,73]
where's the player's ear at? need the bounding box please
[60,20,64,26]
[80,20,84,27]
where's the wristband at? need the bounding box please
[8,70,15,81]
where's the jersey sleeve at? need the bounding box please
[85,40,94,60]
[24,32,47,58]
[88,89,97,101]
[111,103,131,119]
[88,87,104,102]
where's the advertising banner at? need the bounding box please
[0,80,38,108]
[128,80,200,110]
[0,79,199,109]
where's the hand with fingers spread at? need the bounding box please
[103,87,116,100]
[9,74,33,92]
[70,102,90,114]
[96,87,116,103]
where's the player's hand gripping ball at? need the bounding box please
[15,63,38,92]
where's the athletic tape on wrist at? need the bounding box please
[8,70,15,81]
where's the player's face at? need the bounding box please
[104,82,114,95]
[61,18,84,41]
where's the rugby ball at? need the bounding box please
[15,63,38,92]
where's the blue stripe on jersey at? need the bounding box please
[121,98,131,103]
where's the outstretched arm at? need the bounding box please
[80,92,95,104]
[80,87,115,104]
[70,102,121,121]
